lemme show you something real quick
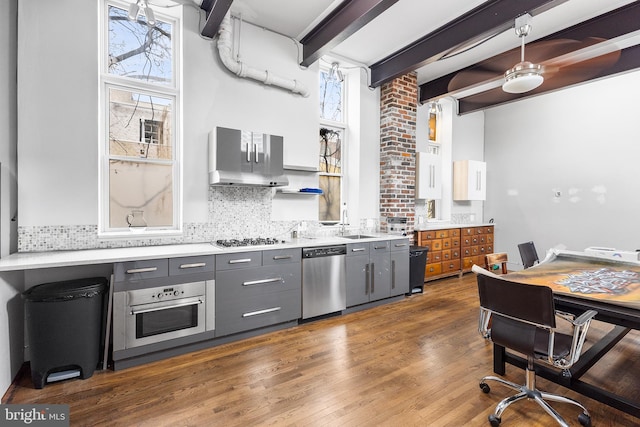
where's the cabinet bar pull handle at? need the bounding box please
[243,307,281,317]
[179,262,206,269]
[229,258,252,264]
[352,248,366,252]
[394,243,407,247]
[371,262,375,293]
[365,263,370,294]
[391,260,396,289]
[246,142,251,162]
[374,245,386,250]
[242,277,282,286]
[272,255,292,260]
[254,143,259,163]
[126,267,158,274]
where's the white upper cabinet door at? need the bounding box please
[453,160,486,201]
[416,152,442,200]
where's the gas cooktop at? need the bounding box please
[214,237,286,248]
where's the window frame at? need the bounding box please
[99,0,182,238]
[318,66,347,224]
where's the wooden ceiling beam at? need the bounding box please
[299,0,399,67]
[369,0,567,88]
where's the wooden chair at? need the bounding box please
[485,252,508,274]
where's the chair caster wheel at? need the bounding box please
[578,413,592,427]
[479,382,490,393]
[488,414,501,426]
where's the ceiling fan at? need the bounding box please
[445,19,623,105]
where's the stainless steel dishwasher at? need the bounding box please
[302,245,347,319]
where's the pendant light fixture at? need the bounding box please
[502,14,543,94]
[128,0,156,27]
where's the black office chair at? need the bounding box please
[518,241,539,269]
[473,265,596,427]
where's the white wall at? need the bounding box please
[16,1,380,230]
[0,0,21,399]
[484,70,640,267]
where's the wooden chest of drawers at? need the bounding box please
[416,225,494,282]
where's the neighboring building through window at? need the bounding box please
[100,1,181,234]
[319,66,345,223]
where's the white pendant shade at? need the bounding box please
[502,61,544,93]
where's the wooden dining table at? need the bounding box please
[491,249,640,417]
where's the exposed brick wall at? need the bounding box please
[379,73,417,237]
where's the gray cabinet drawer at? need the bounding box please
[262,248,301,265]
[114,259,168,282]
[347,243,370,256]
[216,251,262,271]
[390,239,410,252]
[215,290,301,337]
[216,264,300,300]
[169,255,215,276]
[370,240,390,253]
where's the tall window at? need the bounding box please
[319,66,345,222]
[100,1,181,235]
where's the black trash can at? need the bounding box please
[409,246,428,294]
[22,277,108,389]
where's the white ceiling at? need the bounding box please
[228,0,637,85]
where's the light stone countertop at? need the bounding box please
[413,222,495,231]
[0,234,409,272]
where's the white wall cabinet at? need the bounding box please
[416,152,442,200]
[453,160,486,201]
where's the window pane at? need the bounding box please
[108,5,173,85]
[109,160,173,228]
[108,88,173,160]
[319,176,341,222]
[319,127,342,173]
[319,71,343,122]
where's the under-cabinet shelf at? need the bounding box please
[276,189,322,195]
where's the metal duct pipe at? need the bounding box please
[217,14,309,97]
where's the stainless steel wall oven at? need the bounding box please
[114,281,208,350]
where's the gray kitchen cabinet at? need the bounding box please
[369,240,391,301]
[215,248,301,337]
[346,239,408,307]
[390,239,410,297]
[345,243,370,307]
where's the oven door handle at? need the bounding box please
[130,297,203,315]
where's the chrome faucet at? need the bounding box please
[340,208,348,235]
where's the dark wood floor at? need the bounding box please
[4,273,640,426]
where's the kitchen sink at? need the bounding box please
[341,234,376,240]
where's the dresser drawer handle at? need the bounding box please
[179,262,207,269]
[242,307,281,317]
[242,278,282,286]
[229,258,252,264]
[126,267,158,274]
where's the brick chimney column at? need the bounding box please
[379,72,417,237]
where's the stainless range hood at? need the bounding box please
[208,127,289,187]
